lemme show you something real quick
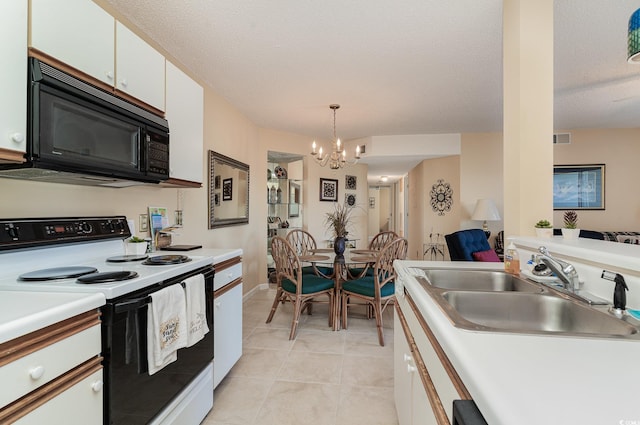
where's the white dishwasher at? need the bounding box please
[213,257,243,388]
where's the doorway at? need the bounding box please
[368,185,394,244]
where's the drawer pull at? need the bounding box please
[105,71,114,80]
[227,272,233,279]
[10,132,24,143]
[215,301,221,310]
[403,353,413,363]
[91,380,104,392]
[407,364,417,374]
[29,365,45,380]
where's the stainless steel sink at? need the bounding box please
[414,268,544,293]
[439,291,638,338]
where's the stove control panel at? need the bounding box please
[0,216,131,250]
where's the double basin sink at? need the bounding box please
[412,268,639,339]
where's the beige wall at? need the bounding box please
[460,132,504,247]
[553,128,640,231]
[407,155,461,260]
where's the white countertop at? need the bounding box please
[0,291,105,344]
[395,260,640,425]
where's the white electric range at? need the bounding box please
[0,216,215,425]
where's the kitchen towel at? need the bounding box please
[184,274,210,347]
[147,284,187,375]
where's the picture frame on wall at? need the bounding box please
[345,175,357,190]
[319,178,338,202]
[222,178,233,201]
[345,193,356,207]
[553,164,605,210]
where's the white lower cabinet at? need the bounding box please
[0,311,103,424]
[213,258,243,388]
[15,368,103,425]
[394,310,437,425]
[395,290,473,425]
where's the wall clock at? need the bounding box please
[430,179,453,216]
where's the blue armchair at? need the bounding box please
[445,229,492,261]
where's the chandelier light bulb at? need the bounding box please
[312,141,317,154]
[318,146,323,160]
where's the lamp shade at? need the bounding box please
[629,8,640,63]
[471,199,501,222]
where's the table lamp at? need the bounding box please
[471,199,501,238]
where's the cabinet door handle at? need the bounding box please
[29,365,45,380]
[407,364,417,374]
[119,78,128,88]
[403,353,413,363]
[227,272,233,279]
[105,71,114,80]
[91,380,104,393]
[215,301,221,310]
[10,132,24,143]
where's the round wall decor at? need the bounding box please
[430,179,453,216]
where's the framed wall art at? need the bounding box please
[345,175,357,190]
[222,178,233,201]
[319,178,338,202]
[345,193,356,207]
[553,164,605,210]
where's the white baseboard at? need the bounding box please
[243,283,270,302]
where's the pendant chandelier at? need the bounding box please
[310,104,360,169]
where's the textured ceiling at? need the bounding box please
[103,0,640,181]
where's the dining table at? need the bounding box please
[299,248,380,330]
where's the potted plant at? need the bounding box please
[561,210,580,239]
[125,235,148,256]
[534,219,553,238]
[324,203,353,255]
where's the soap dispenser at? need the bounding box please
[504,240,520,275]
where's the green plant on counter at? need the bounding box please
[563,210,578,229]
[534,219,553,229]
[128,236,146,243]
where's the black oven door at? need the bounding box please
[101,266,214,425]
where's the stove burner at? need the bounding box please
[142,255,191,265]
[19,266,99,281]
[77,271,139,284]
[106,254,149,263]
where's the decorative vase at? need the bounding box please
[334,236,346,255]
[562,228,580,239]
[535,228,553,238]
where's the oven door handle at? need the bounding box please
[114,296,151,313]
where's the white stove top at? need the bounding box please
[0,239,214,299]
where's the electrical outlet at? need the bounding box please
[139,214,149,232]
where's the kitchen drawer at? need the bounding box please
[0,324,101,409]
[214,262,242,291]
[13,365,103,425]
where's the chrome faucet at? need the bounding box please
[535,246,580,293]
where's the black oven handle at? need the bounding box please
[114,296,151,314]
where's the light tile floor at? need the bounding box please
[202,286,398,425]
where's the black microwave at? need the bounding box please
[0,58,170,186]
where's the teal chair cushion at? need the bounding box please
[348,266,374,278]
[282,274,334,294]
[302,265,334,276]
[342,276,395,298]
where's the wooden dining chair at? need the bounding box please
[286,229,332,277]
[266,236,335,339]
[341,237,408,346]
[349,230,399,278]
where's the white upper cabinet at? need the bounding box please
[0,0,27,158]
[115,22,166,111]
[30,0,115,86]
[30,0,166,112]
[165,61,204,183]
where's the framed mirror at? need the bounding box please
[208,151,250,228]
